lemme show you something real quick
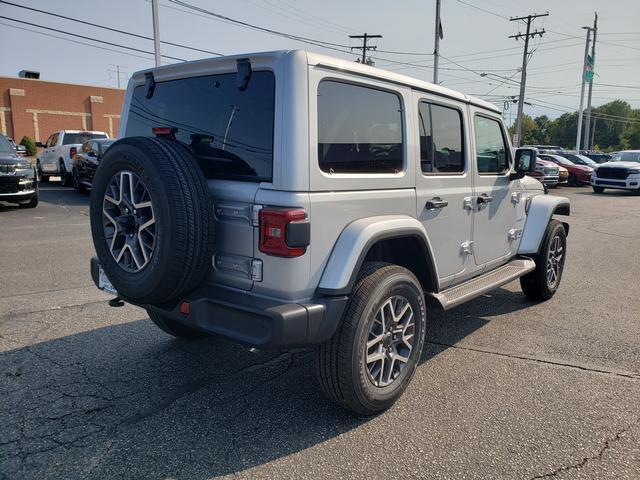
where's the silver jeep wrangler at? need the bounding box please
[89,50,569,415]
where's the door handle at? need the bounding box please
[425,197,449,210]
[476,194,494,205]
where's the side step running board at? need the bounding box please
[429,258,536,310]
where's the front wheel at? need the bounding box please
[315,262,426,415]
[593,186,605,193]
[520,220,567,301]
[72,168,87,193]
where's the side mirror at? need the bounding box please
[510,147,537,180]
[88,151,97,157]
[16,145,26,152]
[35,142,46,148]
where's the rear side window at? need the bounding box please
[318,80,403,174]
[62,133,108,145]
[418,102,464,174]
[126,71,275,182]
[474,115,510,174]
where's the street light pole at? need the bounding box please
[151,0,162,67]
[583,12,598,150]
[575,26,593,155]
[433,0,442,84]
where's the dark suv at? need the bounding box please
[0,134,38,208]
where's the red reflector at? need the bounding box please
[152,127,173,135]
[69,146,77,157]
[259,208,306,257]
[180,302,190,315]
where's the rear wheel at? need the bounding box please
[148,311,210,339]
[59,161,72,187]
[520,220,567,301]
[36,160,49,183]
[592,186,605,193]
[315,262,426,415]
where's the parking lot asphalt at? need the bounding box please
[1,183,639,480]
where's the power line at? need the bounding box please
[0,0,223,57]
[0,16,187,61]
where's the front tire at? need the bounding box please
[520,220,567,301]
[315,262,426,415]
[148,311,210,339]
[72,168,87,193]
[593,186,605,193]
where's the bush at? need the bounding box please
[20,136,37,157]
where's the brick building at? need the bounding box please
[0,76,125,144]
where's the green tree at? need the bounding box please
[620,111,640,150]
[508,114,539,145]
[20,136,37,157]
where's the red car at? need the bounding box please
[538,153,593,186]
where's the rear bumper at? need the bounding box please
[90,257,348,348]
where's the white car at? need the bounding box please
[591,150,640,193]
[36,130,109,186]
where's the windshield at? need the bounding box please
[611,151,640,163]
[63,133,108,145]
[0,135,16,154]
[126,71,275,182]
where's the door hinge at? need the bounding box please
[250,259,263,281]
[460,240,474,255]
[251,204,262,226]
[508,228,523,241]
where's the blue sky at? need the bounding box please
[1,0,639,121]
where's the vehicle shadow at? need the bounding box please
[39,183,91,207]
[1,287,532,478]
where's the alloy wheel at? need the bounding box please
[546,234,564,289]
[365,295,415,387]
[102,170,156,273]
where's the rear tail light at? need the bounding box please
[259,208,309,257]
[69,147,77,158]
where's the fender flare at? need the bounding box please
[317,215,438,296]
[518,194,570,255]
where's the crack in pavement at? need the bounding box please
[529,416,640,479]
[426,341,640,381]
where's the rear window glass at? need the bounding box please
[125,71,275,182]
[62,133,108,145]
[318,80,403,174]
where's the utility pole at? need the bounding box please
[576,26,594,154]
[151,0,161,67]
[583,12,598,150]
[509,12,548,147]
[108,64,126,88]
[349,33,382,65]
[590,118,597,149]
[433,0,442,84]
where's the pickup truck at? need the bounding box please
[36,130,108,186]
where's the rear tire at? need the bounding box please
[148,310,210,339]
[59,161,72,187]
[592,186,605,193]
[90,137,214,305]
[315,262,426,415]
[36,160,49,183]
[520,220,567,301]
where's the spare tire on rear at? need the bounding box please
[90,136,214,305]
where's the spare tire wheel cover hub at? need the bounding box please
[102,170,156,273]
